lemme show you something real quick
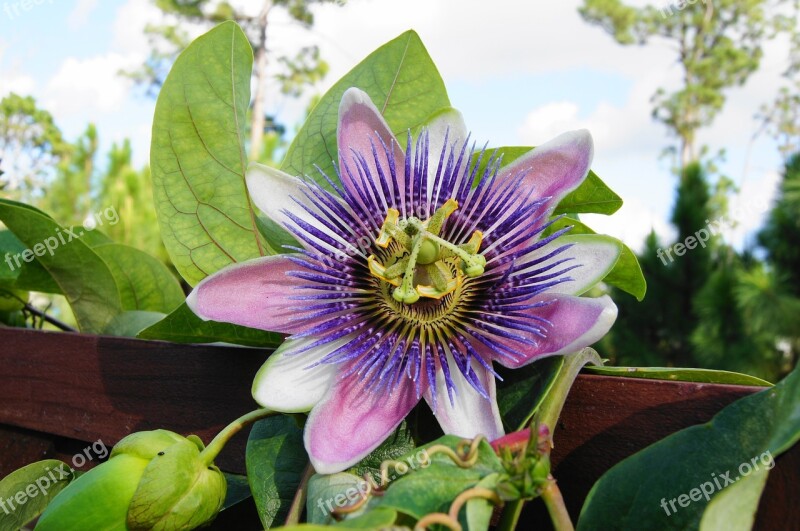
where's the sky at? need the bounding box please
[0,0,794,253]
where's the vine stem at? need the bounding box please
[284,463,314,526]
[199,408,277,465]
[541,480,574,531]
[496,499,524,531]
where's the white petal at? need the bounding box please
[251,336,344,412]
[422,107,468,205]
[424,354,504,440]
[518,234,622,296]
[246,162,364,258]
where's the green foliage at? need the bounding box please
[578,361,800,530]
[0,460,75,530]
[246,415,309,529]
[281,30,450,185]
[137,302,283,347]
[150,21,267,286]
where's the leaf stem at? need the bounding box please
[284,462,314,526]
[541,480,574,531]
[199,408,277,465]
[496,499,524,531]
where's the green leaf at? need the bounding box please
[546,216,646,300]
[151,21,266,287]
[93,243,184,313]
[0,460,74,530]
[373,435,504,519]
[104,311,166,337]
[221,473,252,511]
[281,30,450,184]
[334,507,398,528]
[699,465,769,531]
[349,421,415,483]
[465,473,500,531]
[0,199,122,332]
[584,366,773,386]
[247,415,309,529]
[470,146,622,215]
[306,472,367,525]
[578,362,800,530]
[0,229,61,294]
[256,215,300,254]
[137,302,283,347]
[496,356,563,432]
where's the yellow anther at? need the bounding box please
[376,208,401,248]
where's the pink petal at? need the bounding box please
[186,255,322,334]
[304,366,422,474]
[424,356,504,440]
[487,130,594,254]
[337,88,405,210]
[474,294,617,369]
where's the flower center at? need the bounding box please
[367,199,486,304]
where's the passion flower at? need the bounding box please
[187,88,619,473]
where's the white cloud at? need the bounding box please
[43,53,140,116]
[584,199,675,254]
[67,0,99,31]
[0,72,35,97]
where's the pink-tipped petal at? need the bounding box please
[337,88,405,209]
[186,255,321,334]
[502,129,593,207]
[424,355,504,440]
[252,337,344,413]
[477,294,617,369]
[304,367,422,474]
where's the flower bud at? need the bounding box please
[36,430,226,531]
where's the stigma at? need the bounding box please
[367,199,486,304]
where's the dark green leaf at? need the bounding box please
[578,363,800,530]
[584,366,772,386]
[247,415,309,529]
[221,473,252,511]
[137,302,283,347]
[0,460,74,530]
[496,356,563,431]
[349,421,415,483]
[0,199,122,332]
[151,21,266,286]
[281,30,450,185]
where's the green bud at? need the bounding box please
[531,455,551,484]
[36,430,226,531]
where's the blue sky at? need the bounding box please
[0,0,793,252]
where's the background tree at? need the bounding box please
[125,0,343,160]
[580,0,793,168]
[0,93,69,202]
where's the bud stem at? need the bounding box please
[200,408,278,465]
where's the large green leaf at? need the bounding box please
[470,147,622,215]
[280,30,450,183]
[0,199,122,332]
[545,216,646,300]
[151,21,266,286]
[578,363,800,530]
[93,243,184,313]
[698,465,769,531]
[137,302,283,347]
[247,415,309,529]
[0,460,75,530]
[584,366,772,386]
